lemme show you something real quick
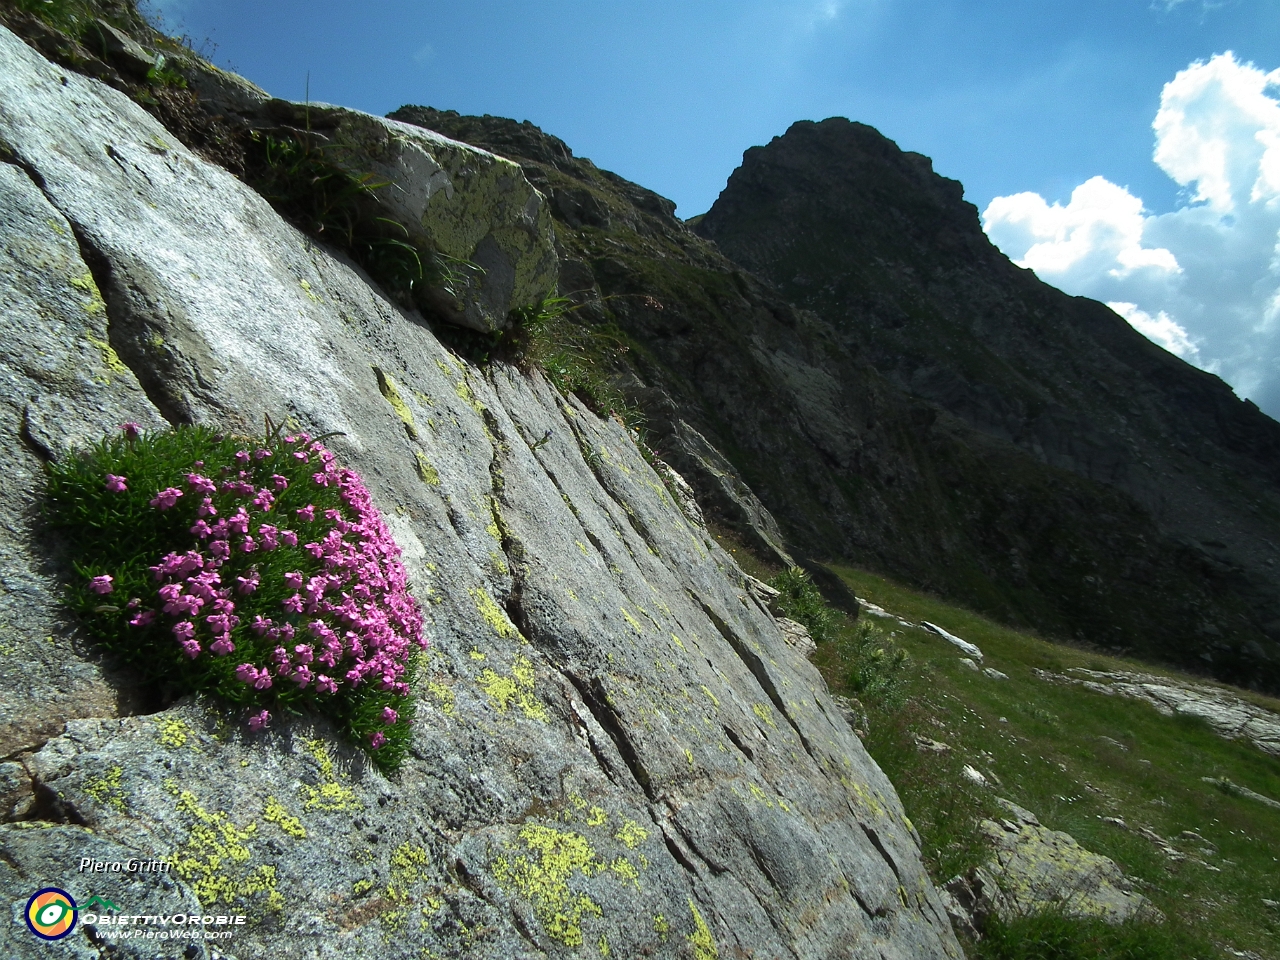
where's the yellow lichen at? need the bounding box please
[70,273,106,314]
[84,766,126,813]
[84,332,127,378]
[700,685,719,708]
[620,608,644,635]
[158,717,190,748]
[170,790,280,910]
[491,824,604,948]
[352,878,374,897]
[375,367,418,438]
[477,655,547,721]
[614,819,648,850]
[414,451,440,485]
[427,680,456,716]
[670,633,685,650]
[684,749,695,770]
[470,649,487,661]
[752,703,778,729]
[299,739,361,812]
[455,378,484,413]
[263,796,306,840]
[608,856,640,889]
[599,933,611,956]
[654,914,669,941]
[586,806,607,827]
[388,842,430,901]
[469,587,519,639]
[299,278,322,302]
[688,901,718,960]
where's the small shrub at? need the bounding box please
[838,621,910,703]
[770,567,835,644]
[44,421,427,772]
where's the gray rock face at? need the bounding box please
[0,26,959,960]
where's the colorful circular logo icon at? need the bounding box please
[25,887,78,940]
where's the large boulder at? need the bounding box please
[0,24,960,960]
[945,799,1159,931]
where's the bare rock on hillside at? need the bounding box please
[1035,668,1280,757]
[0,25,960,960]
[947,798,1160,932]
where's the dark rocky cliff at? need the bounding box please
[392,110,1280,693]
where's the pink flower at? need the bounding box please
[105,474,127,493]
[190,519,213,539]
[251,615,274,636]
[236,571,260,595]
[282,594,304,614]
[172,620,195,641]
[185,473,217,494]
[248,709,271,732]
[293,451,310,463]
[280,530,298,547]
[120,422,140,439]
[88,574,114,595]
[369,731,387,749]
[296,505,316,522]
[313,472,330,487]
[234,662,258,683]
[180,639,201,658]
[209,540,231,560]
[293,644,314,664]
[291,665,313,687]
[241,536,257,553]
[271,474,289,491]
[209,636,235,656]
[234,450,251,465]
[129,610,156,628]
[315,675,337,695]
[255,448,272,460]
[197,497,218,518]
[382,707,398,725]
[149,487,184,511]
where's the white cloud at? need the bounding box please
[984,176,1179,278]
[982,52,1280,416]
[1107,301,1200,358]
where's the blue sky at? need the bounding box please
[147,0,1280,414]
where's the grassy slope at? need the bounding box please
[711,522,1280,958]
[831,563,1280,959]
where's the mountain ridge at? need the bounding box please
[392,109,1280,693]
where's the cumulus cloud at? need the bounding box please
[1107,301,1200,358]
[983,52,1280,416]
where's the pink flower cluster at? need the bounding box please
[109,433,425,745]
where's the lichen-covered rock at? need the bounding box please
[0,24,960,959]
[947,799,1159,928]
[260,98,559,333]
[0,822,210,960]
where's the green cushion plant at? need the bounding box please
[44,420,427,772]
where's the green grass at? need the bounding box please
[825,563,1280,959]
